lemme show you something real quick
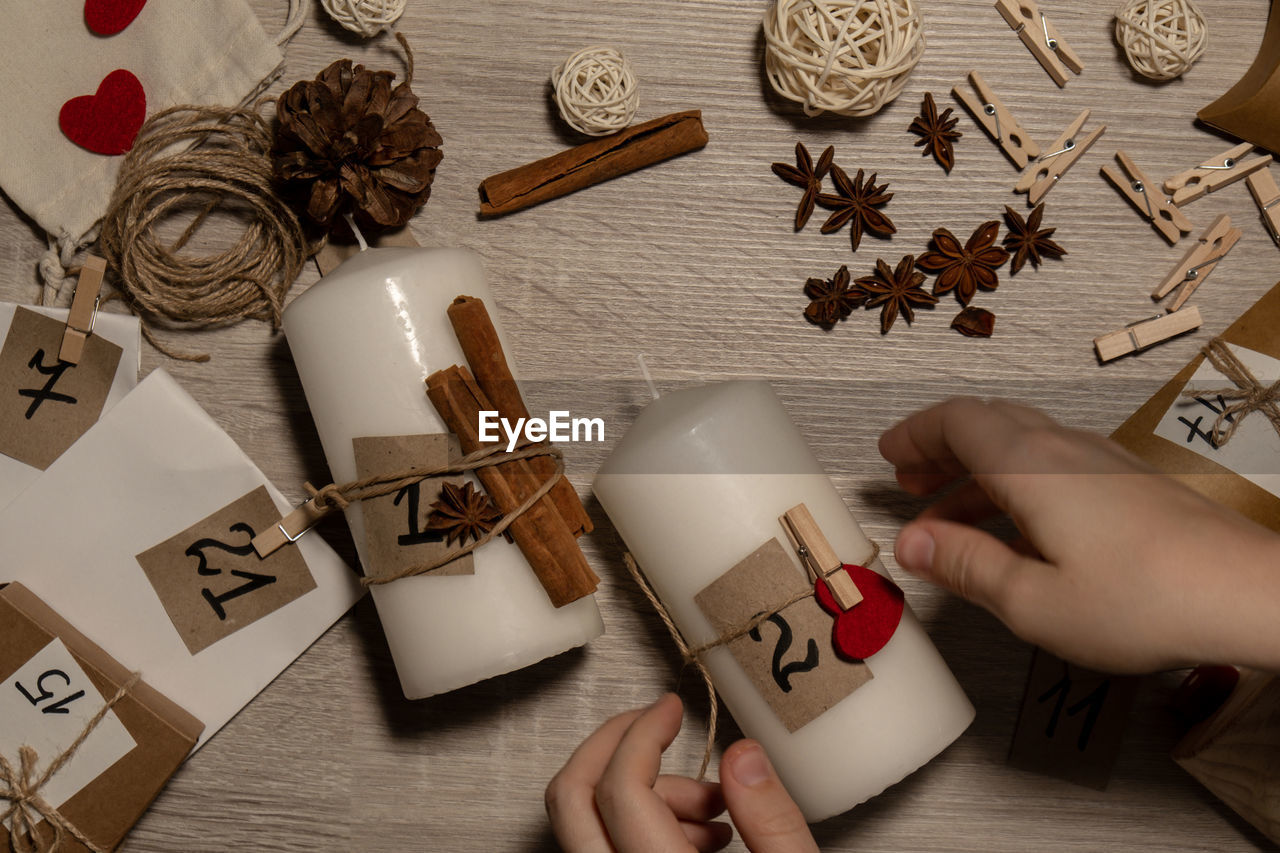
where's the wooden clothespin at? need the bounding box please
[1093,307,1202,362]
[1101,151,1194,244]
[953,70,1040,169]
[251,485,332,558]
[779,504,862,610]
[1163,143,1273,207]
[1246,168,1280,247]
[1151,214,1242,312]
[1014,109,1105,205]
[58,254,106,364]
[994,0,1084,87]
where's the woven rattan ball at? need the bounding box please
[320,0,405,38]
[552,46,639,136]
[1115,0,1207,80]
[763,0,925,118]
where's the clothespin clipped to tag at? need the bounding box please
[1246,168,1280,247]
[779,503,903,662]
[953,71,1040,168]
[1101,151,1194,244]
[58,255,106,364]
[1163,143,1272,207]
[251,484,332,558]
[1151,214,1241,312]
[1014,109,1104,205]
[994,0,1083,87]
[1093,307,1202,362]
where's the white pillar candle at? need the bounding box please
[593,380,973,821]
[283,247,604,699]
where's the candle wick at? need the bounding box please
[343,213,369,252]
[637,354,659,400]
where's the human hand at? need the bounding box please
[546,693,818,852]
[878,398,1280,674]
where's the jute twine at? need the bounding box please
[1182,338,1280,447]
[1115,0,1207,81]
[97,105,311,362]
[763,0,925,118]
[320,0,405,38]
[1,673,140,853]
[552,47,639,136]
[624,541,880,779]
[309,443,564,586]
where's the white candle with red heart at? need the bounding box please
[593,380,974,822]
[283,246,604,699]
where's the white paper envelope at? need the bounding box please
[0,369,364,748]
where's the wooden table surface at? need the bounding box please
[2,0,1277,850]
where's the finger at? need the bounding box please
[720,740,818,853]
[596,693,697,853]
[654,775,726,823]
[918,479,1005,525]
[678,819,734,852]
[546,707,646,853]
[879,398,1027,494]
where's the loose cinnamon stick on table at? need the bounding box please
[447,295,593,537]
[478,110,708,217]
[426,365,599,607]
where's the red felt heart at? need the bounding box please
[84,0,147,36]
[59,69,147,156]
[815,564,905,662]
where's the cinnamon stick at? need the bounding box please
[447,295,593,537]
[425,365,599,607]
[478,110,708,217]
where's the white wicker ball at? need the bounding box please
[1115,0,1207,81]
[552,46,640,136]
[762,0,926,118]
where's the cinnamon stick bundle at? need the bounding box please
[447,295,594,537]
[426,365,599,607]
[478,110,708,217]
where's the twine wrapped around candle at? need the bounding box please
[623,542,880,779]
[1,674,140,853]
[1181,337,1280,447]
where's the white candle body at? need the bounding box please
[593,381,973,821]
[283,247,603,699]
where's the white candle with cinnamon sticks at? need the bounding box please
[283,247,603,699]
[593,380,973,821]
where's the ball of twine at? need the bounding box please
[320,0,405,38]
[763,0,925,118]
[97,105,310,361]
[1115,0,1207,80]
[552,46,639,136]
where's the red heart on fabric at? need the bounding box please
[59,69,147,156]
[814,564,905,662]
[84,0,147,36]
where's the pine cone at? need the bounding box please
[273,57,442,231]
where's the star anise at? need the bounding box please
[772,143,834,230]
[803,265,866,328]
[817,166,895,251]
[857,255,937,334]
[916,221,1010,306]
[908,92,961,173]
[952,306,996,337]
[1003,203,1066,274]
[424,481,501,546]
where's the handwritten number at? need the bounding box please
[201,571,277,620]
[1037,664,1111,751]
[394,483,442,546]
[748,613,819,693]
[185,522,257,575]
[17,349,77,419]
[15,669,85,714]
[185,522,276,620]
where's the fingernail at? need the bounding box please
[896,526,935,576]
[729,742,773,788]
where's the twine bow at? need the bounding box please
[1,674,139,853]
[1183,338,1280,447]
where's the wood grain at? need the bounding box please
[1,1,1277,850]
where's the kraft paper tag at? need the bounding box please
[1008,648,1139,789]
[0,307,122,470]
[694,538,872,733]
[0,638,137,822]
[353,434,475,579]
[135,485,319,656]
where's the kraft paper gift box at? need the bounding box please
[0,582,203,853]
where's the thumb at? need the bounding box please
[895,519,1040,624]
[720,740,818,853]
